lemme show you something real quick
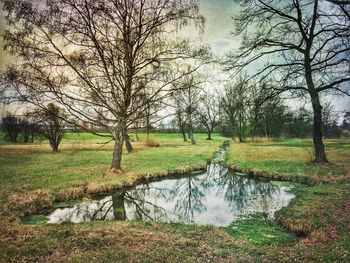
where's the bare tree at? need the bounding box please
[173,73,203,144]
[138,87,163,139]
[31,103,67,153]
[220,77,250,142]
[219,87,237,141]
[227,0,350,162]
[173,95,188,142]
[326,0,350,20]
[246,82,289,139]
[197,93,221,140]
[2,0,210,170]
[286,106,313,138]
[2,114,21,142]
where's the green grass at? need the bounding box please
[1,135,350,262]
[224,213,297,245]
[227,138,350,184]
[22,215,49,225]
[0,133,224,206]
[275,182,350,234]
[52,198,86,208]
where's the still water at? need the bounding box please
[48,163,294,226]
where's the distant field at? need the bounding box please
[0,132,213,154]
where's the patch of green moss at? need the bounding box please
[224,214,297,245]
[53,198,86,208]
[22,215,48,225]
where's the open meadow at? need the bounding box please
[0,134,349,262]
[1,0,349,262]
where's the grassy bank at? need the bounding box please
[0,133,224,213]
[226,138,350,261]
[227,138,350,184]
[1,136,350,262]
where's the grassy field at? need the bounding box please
[227,138,350,184]
[0,133,224,210]
[0,135,350,262]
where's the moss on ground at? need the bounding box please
[224,213,297,245]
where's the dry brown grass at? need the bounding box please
[6,190,53,216]
[143,138,160,147]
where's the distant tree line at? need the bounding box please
[1,104,67,152]
[169,77,350,142]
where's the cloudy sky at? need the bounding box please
[0,0,349,113]
[1,0,240,69]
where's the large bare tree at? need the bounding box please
[227,0,350,162]
[1,0,210,170]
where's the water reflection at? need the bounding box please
[48,196,115,223]
[48,163,294,226]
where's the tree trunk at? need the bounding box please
[181,128,187,142]
[146,116,150,139]
[206,125,212,140]
[135,131,139,141]
[111,135,124,171]
[190,131,196,145]
[52,144,59,153]
[112,191,126,220]
[238,111,243,142]
[305,52,328,163]
[311,94,328,163]
[207,132,212,140]
[125,135,133,153]
[23,131,29,143]
[264,121,268,138]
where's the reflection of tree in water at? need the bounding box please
[112,191,126,220]
[202,163,278,211]
[115,185,171,221]
[170,176,206,223]
[109,176,207,223]
[201,163,226,188]
[98,163,290,224]
[48,196,115,223]
[91,197,114,221]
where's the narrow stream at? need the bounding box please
[48,143,294,226]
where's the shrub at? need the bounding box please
[144,138,160,147]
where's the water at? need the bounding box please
[48,162,294,226]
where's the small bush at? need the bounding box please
[144,138,160,147]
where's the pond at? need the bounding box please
[48,163,294,226]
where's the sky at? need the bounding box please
[0,0,349,116]
[183,0,241,56]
